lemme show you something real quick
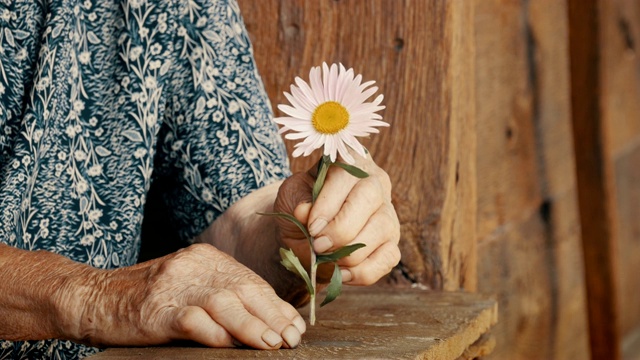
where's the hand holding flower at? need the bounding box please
[264,63,401,324]
[275,149,401,286]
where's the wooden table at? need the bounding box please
[89,288,497,359]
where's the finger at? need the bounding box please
[262,290,307,335]
[332,206,398,268]
[313,178,385,253]
[201,289,284,349]
[277,200,311,242]
[294,201,312,225]
[204,290,283,349]
[239,288,304,349]
[307,164,360,237]
[341,241,401,286]
[171,306,235,347]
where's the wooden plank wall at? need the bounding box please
[238,0,477,292]
[239,0,640,358]
[567,0,622,357]
[599,0,640,353]
[474,0,590,358]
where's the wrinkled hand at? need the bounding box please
[274,152,401,285]
[72,244,305,349]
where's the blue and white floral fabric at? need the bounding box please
[0,0,289,358]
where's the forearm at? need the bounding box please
[0,243,92,341]
[195,181,310,307]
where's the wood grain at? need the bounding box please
[599,0,640,342]
[568,0,622,358]
[238,0,477,291]
[89,288,497,360]
[475,0,589,358]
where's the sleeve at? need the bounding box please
[152,0,290,241]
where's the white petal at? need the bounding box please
[273,116,307,125]
[292,146,306,158]
[336,136,355,164]
[367,119,390,128]
[322,62,331,102]
[285,121,315,132]
[285,130,315,140]
[290,85,317,112]
[309,66,325,104]
[359,80,376,92]
[349,103,386,117]
[345,86,379,110]
[327,63,338,101]
[346,127,378,137]
[304,134,326,156]
[294,76,320,106]
[341,74,365,102]
[277,104,311,119]
[323,136,338,162]
[341,133,367,158]
[297,134,325,157]
[336,66,355,103]
[284,91,313,115]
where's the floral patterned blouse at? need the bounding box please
[0,0,290,358]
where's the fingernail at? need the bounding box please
[232,338,244,348]
[293,315,307,334]
[309,219,328,236]
[341,269,352,283]
[313,236,332,253]
[262,329,283,348]
[282,325,301,349]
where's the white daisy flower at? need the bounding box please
[274,62,387,164]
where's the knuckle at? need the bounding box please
[331,217,358,246]
[389,246,402,268]
[340,250,366,267]
[188,243,214,255]
[379,245,401,271]
[156,257,184,278]
[360,179,383,204]
[380,171,392,191]
[206,289,239,313]
[266,312,293,332]
[356,269,378,286]
[173,307,199,335]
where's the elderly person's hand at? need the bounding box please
[0,242,306,350]
[274,151,401,285]
[58,244,305,349]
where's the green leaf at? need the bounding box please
[312,156,331,204]
[279,248,314,295]
[320,263,342,307]
[258,212,311,241]
[332,162,369,178]
[316,243,366,264]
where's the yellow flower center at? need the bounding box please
[312,101,349,134]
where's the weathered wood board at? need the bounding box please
[89,289,497,360]
[599,0,640,343]
[475,0,590,358]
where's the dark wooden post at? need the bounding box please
[567,0,621,358]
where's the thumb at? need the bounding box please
[274,171,314,216]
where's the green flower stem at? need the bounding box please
[310,259,317,326]
[309,156,331,325]
[267,156,368,325]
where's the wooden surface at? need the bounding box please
[599,0,640,347]
[568,0,622,358]
[89,289,497,360]
[238,0,477,291]
[474,0,590,358]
